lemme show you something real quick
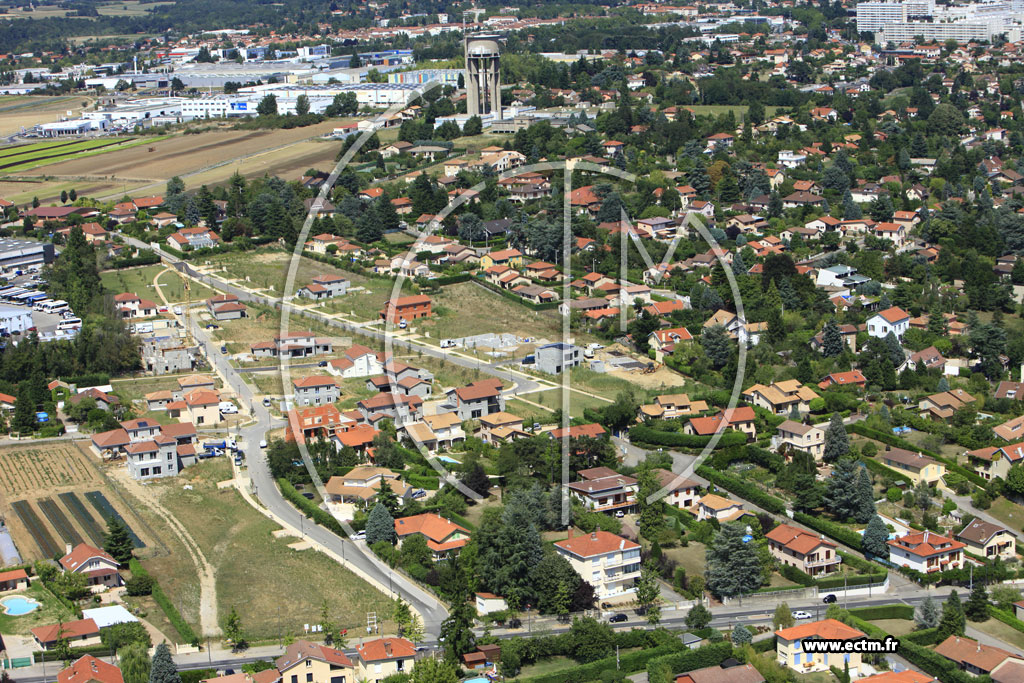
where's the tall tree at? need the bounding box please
[365,503,397,545]
[825,459,865,521]
[823,413,849,464]
[705,522,763,598]
[438,600,475,662]
[862,515,890,559]
[636,467,666,540]
[148,643,181,683]
[635,560,661,619]
[119,642,151,683]
[855,466,876,523]
[222,606,245,650]
[915,595,940,629]
[822,319,844,357]
[104,516,134,564]
[701,324,732,369]
[965,583,990,622]
[937,591,966,640]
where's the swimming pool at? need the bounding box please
[436,455,461,465]
[463,678,490,683]
[1,595,41,615]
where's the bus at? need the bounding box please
[2,288,25,301]
[57,317,82,330]
[40,300,67,314]
[25,293,47,304]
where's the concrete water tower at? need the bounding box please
[464,34,502,120]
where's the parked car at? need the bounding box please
[609,613,628,623]
[351,530,366,541]
[262,397,272,407]
[234,455,243,466]
[822,594,837,604]
[219,402,238,415]
[206,323,219,329]
[220,345,227,354]
[792,611,812,620]
[317,360,328,367]
[259,439,267,449]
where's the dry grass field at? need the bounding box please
[1,122,343,205]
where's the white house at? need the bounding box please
[554,530,642,600]
[867,306,911,339]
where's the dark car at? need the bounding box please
[823,594,837,604]
[318,360,328,367]
[609,613,628,623]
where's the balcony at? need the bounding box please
[804,555,842,569]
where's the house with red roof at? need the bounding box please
[684,407,756,439]
[58,656,124,683]
[395,513,470,558]
[292,375,340,407]
[32,618,101,650]
[60,543,123,589]
[354,638,415,681]
[817,370,867,390]
[0,567,29,592]
[766,523,841,576]
[775,619,866,675]
[887,530,964,573]
[380,295,431,325]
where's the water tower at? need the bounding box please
[464,34,502,120]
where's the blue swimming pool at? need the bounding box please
[463,678,490,683]
[437,455,461,465]
[1,595,41,615]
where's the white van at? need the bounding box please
[57,317,82,330]
[219,401,238,414]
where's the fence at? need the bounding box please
[1,657,34,669]
[721,576,889,606]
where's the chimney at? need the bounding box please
[619,539,625,549]
[384,641,392,657]
[567,528,574,540]
[591,531,598,540]
[65,543,72,556]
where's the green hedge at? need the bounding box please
[848,605,913,620]
[697,465,786,514]
[36,644,116,663]
[898,640,976,683]
[107,251,162,269]
[709,445,784,473]
[630,425,749,450]
[180,670,218,683]
[278,478,350,537]
[665,505,698,529]
[792,511,864,552]
[406,473,441,490]
[902,628,941,646]
[780,564,816,587]
[129,558,197,645]
[815,572,886,590]
[433,273,472,286]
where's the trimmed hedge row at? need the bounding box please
[696,465,786,514]
[107,251,161,269]
[665,505,698,529]
[815,572,887,590]
[708,445,784,473]
[902,628,942,646]
[898,640,976,683]
[630,425,749,450]
[848,605,913,620]
[523,644,679,683]
[129,558,197,645]
[792,511,864,552]
[278,478,349,537]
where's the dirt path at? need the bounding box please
[110,468,221,637]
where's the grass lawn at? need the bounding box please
[152,459,395,639]
[505,397,559,425]
[870,618,915,636]
[685,105,782,119]
[102,264,215,304]
[515,655,578,679]
[312,275,406,322]
[527,388,610,419]
[661,541,707,578]
[417,281,565,343]
[970,617,1024,651]
[0,582,76,636]
[110,375,207,408]
[568,366,675,400]
[987,497,1024,532]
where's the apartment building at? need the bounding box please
[292,376,340,406]
[554,529,642,600]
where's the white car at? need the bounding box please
[259,439,268,449]
[792,611,813,620]
[351,531,366,541]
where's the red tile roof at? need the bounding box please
[60,543,116,572]
[775,618,864,641]
[357,637,415,662]
[58,655,123,683]
[555,530,639,558]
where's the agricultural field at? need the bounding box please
[0,442,153,561]
[137,459,395,639]
[0,137,155,173]
[518,387,611,419]
[102,264,216,305]
[2,122,343,205]
[96,0,175,16]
